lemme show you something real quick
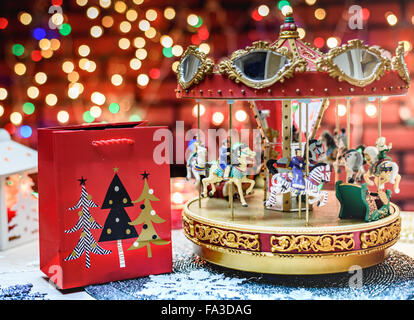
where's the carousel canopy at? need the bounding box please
[175,12,409,101]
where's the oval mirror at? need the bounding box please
[179,54,202,85]
[332,48,381,81]
[233,51,290,82]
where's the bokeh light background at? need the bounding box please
[0,0,413,208]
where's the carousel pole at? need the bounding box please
[335,99,340,183]
[196,100,201,209]
[298,102,302,219]
[378,96,382,138]
[282,100,292,211]
[346,97,351,149]
[228,100,234,219]
[305,101,310,225]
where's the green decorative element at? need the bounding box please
[278,0,290,10]
[59,23,71,36]
[285,16,294,23]
[336,181,392,222]
[22,102,35,115]
[83,110,95,123]
[108,102,120,114]
[129,114,141,121]
[12,44,25,56]
[162,47,173,58]
[194,16,203,28]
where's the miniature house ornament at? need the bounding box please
[0,129,38,250]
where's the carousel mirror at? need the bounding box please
[332,49,381,81]
[233,51,290,82]
[176,45,214,89]
[392,41,410,84]
[179,54,202,85]
[218,41,307,89]
[316,39,391,87]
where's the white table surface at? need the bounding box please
[1,228,414,300]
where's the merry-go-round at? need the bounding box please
[175,9,409,275]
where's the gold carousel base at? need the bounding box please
[182,190,401,275]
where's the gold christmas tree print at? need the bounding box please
[127,171,170,258]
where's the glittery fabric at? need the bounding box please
[0,284,47,300]
[85,230,414,300]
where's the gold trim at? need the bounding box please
[270,233,355,253]
[392,41,410,85]
[218,41,307,89]
[360,217,401,249]
[316,39,392,87]
[194,224,260,251]
[194,241,394,275]
[183,196,400,235]
[176,45,214,89]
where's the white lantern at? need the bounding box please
[0,129,38,250]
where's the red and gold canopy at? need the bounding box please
[175,13,409,100]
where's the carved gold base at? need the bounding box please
[182,190,401,275]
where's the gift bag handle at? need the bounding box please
[92,138,135,146]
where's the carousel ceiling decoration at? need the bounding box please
[315,39,392,87]
[176,45,214,89]
[217,41,307,89]
[392,41,410,85]
[175,13,409,100]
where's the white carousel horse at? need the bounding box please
[307,139,325,165]
[186,142,208,187]
[363,146,401,193]
[319,130,364,183]
[202,143,256,207]
[265,163,332,208]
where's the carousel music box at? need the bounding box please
[175,9,409,274]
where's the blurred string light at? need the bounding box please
[171,61,180,72]
[10,112,23,125]
[45,93,58,106]
[129,58,142,70]
[160,35,173,48]
[111,74,123,86]
[139,20,150,31]
[22,102,35,115]
[14,63,26,75]
[314,36,325,48]
[62,60,74,73]
[119,21,131,33]
[192,104,205,117]
[90,25,103,38]
[126,9,138,22]
[338,104,347,117]
[135,48,147,59]
[102,16,114,28]
[19,12,32,25]
[99,0,111,9]
[365,103,377,117]
[212,112,224,125]
[314,8,326,20]
[90,105,102,117]
[0,88,8,100]
[68,71,80,82]
[235,110,247,122]
[327,37,339,48]
[145,27,156,39]
[0,105,4,117]
[19,125,32,138]
[119,37,130,50]
[27,86,39,99]
[137,74,149,86]
[172,45,183,56]
[402,40,412,52]
[78,44,90,57]
[164,7,176,20]
[91,91,106,105]
[35,72,47,84]
[133,37,146,48]
[12,44,25,56]
[386,12,398,26]
[109,102,120,113]
[57,110,69,123]
[258,5,270,17]
[76,0,88,6]
[0,18,8,29]
[114,1,127,13]
[146,9,158,21]
[305,0,317,5]
[297,28,306,39]
[59,23,71,36]
[83,110,95,123]
[199,43,210,54]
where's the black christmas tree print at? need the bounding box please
[64,177,111,269]
[127,171,170,258]
[99,168,138,268]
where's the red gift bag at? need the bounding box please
[38,122,172,289]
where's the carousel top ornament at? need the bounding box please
[175,12,409,100]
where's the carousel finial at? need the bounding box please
[279,8,298,39]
